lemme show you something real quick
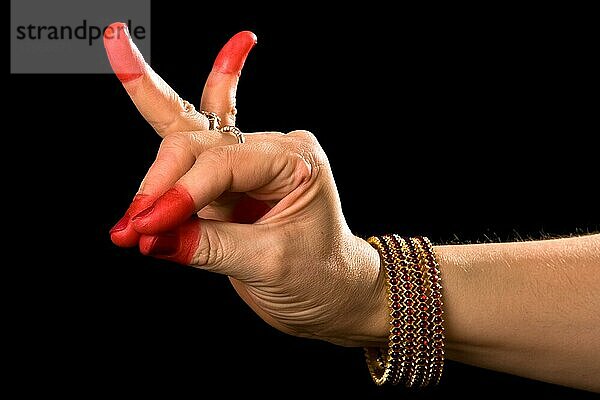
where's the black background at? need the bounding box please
[10,3,598,398]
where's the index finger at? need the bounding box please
[130,134,316,234]
[104,22,209,135]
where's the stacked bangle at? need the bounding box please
[365,235,445,387]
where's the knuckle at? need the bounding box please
[290,152,313,186]
[193,225,227,271]
[161,131,190,151]
[161,131,219,159]
[287,129,317,143]
[285,130,329,180]
[180,99,196,116]
[147,95,195,133]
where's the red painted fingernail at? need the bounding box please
[110,194,155,248]
[213,31,257,75]
[110,215,129,234]
[132,204,155,221]
[144,235,179,257]
[128,193,155,214]
[104,22,145,83]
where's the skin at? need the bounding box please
[437,237,600,391]
[106,23,262,247]
[106,30,600,392]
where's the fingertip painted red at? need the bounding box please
[104,22,145,83]
[129,193,156,215]
[139,219,201,264]
[110,215,129,234]
[132,204,155,220]
[110,225,140,248]
[213,31,258,75]
[131,185,196,234]
[109,214,138,247]
[140,235,178,257]
[109,194,155,248]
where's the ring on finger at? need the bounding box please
[200,110,221,131]
[220,125,245,144]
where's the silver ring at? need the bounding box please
[220,125,245,144]
[200,110,221,131]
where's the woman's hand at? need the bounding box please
[106,26,389,347]
[111,128,388,347]
[105,23,261,247]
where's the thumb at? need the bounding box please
[138,217,276,282]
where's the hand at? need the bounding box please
[112,128,387,347]
[107,26,388,347]
[105,23,262,247]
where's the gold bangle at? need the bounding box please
[384,235,417,386]
[365,235,445,388]
[364,236,400,385]
[415,236,445,385]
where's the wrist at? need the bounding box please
[341,235,389,347]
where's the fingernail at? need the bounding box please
[128,193,154,215]
[146,235,179,257]
[104,22,145,83]
[132,204,155,221]
[213,31,258,75]
[110,215,129,234]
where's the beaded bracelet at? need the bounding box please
[365,235,445,387]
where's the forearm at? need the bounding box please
[438,234,600,391]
